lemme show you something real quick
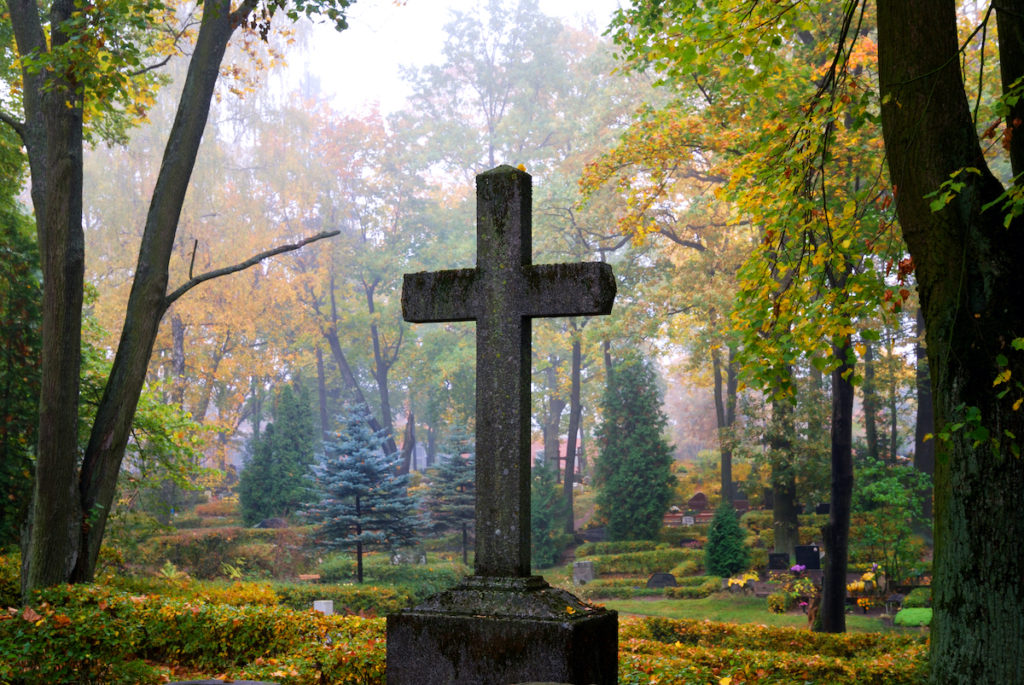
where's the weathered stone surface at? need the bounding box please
[646,572,677,589]
[401,165,615,577]
[391,166,618,684]
[573,560,595,585]
[387,576,617,685]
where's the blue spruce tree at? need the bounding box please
[423,428,475,565]
[306,403,418,583]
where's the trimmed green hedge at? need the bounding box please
[588,548,699,575]
[0,584,385,684]
[576,540,662,557]
[665,576,722,599]
[902,586,931,608]
[895,607,932,627]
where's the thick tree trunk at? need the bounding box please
[562,337,582,533]
[878,2,1024,679]
[13,0,87,596]
[71,0,242,584]
[818,337,854,633]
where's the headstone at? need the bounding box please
[681,515,695,526]
[815,502,831,515]
[794,544,821,570]
[646,573,677,589]
[313,600,334,615]
[687,492,708,511]
[573,560,595,585]
[387,166,618,685]
[733,499,750,513]
[768,552,790,570]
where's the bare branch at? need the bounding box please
[0,111,25,139]
[164,230,339,308]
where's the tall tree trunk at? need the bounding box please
[541,357,566,479]
[399,408,416,474]
[712,344,738,505]
[365,278,396,442]
[913,308,934,520]
[769,395,799,559]
[862,339,879,460]
[170,312,187,407]
[13,0,87,595]
[878,3,1024,678]
[323,272,399,457]
[818,337,855,633]
[315,346,330,440]
[562,337,583,533]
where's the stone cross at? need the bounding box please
[402,165,615,577]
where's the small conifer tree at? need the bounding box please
[705,499,751,577]
[423,428,476,565]
[595,354,676,541]
[238,382,316,525]
[305,403,418,583]
[531,462,569,568]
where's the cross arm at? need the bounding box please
[526,262,616,318]
[402,268,478,322]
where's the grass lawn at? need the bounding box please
[600,594,894,633]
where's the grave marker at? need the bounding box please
[386,166,618,684]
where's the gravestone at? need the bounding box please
[687,492,708,511]
[768,552,790,571]
[387,166,618,685]
[681,515,695,526]
[646,572,677,589]
[313,600,334,615]
[573,560,596,585]
[794,544,822,570]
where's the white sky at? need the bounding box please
[290,0,625,113]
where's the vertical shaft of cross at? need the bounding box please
[474,168,533,576]
[401,165,616,579]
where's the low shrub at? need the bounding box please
[902,586,931,608]
[0,553,20,607]
[667,557,702,577]
[634,616,926,658]
[194,498,239,518]
[665,576,721,599]
[658,525,708,547]
[894,607,932,627]
[0,584,386,684]
[273,583,413,614]
[576,540,661,557]
[588,548,698,575]
[766,590,793,613]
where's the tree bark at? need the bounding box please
[562,336,582,533]
[878,2,1024,678]
[818,336,854,633]
[913,308,934,520]
[769,396,799,559]
[315,346,330,440]
[12,0,87,595]
[862,339,879,460]
[712,344,738,505]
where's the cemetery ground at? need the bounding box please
[0,497,930,684]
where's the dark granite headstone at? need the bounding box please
[815,502,831,515]
[687,492,708,511]
[768,552,790,570]
[794,544,821,570]
[388,166,618,685]
[646,572,677,589]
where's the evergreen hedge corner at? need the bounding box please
[705,500,750,577]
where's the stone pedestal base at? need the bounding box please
[386,576,617,685]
